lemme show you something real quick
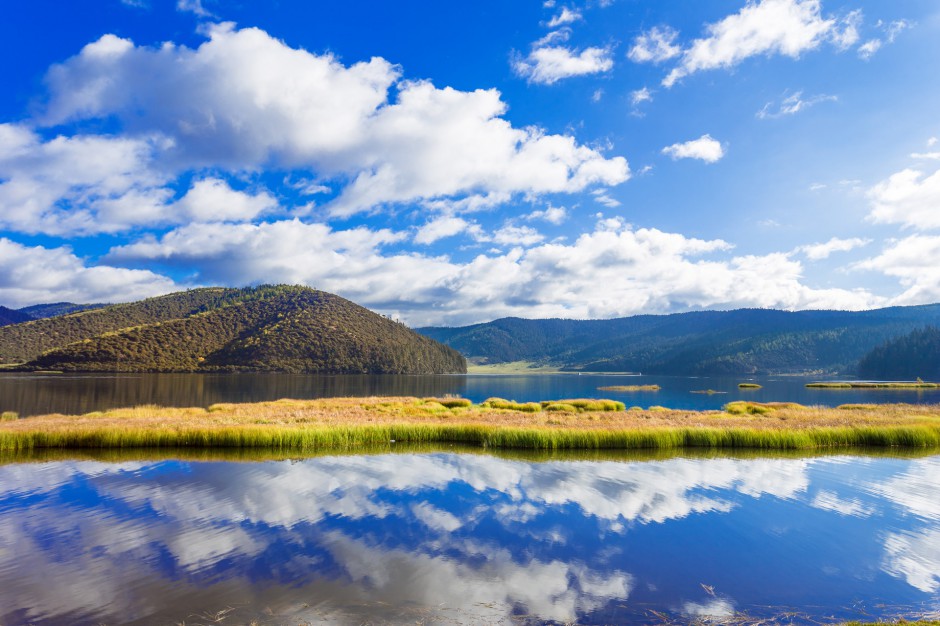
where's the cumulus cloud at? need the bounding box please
[855,235,940,305]
[661,134,725,163]
[867,168,940,230]
[525,205,568,224]
[513,45,614,85]
[547,7,582,28]
[628,26,682,63]
[630,87,652,106]
[662,0,837,88]
[0,238,175,308]
[798,237,871,260]
[38,24,627,220]
[107,218,881,326]
[414,216,475,245]
[757,90,837,119]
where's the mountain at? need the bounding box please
[418,305,940,375]
[857,326,940,380]
[1,285,466,374]
[18,302,108,319]
[0,306,33,327]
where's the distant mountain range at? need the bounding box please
[418,305,940,375]
[0,302,106,327]
[0,285,465,374]
[857,326,940,380]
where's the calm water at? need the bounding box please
[4,372,940,416]
[1,451,938,625]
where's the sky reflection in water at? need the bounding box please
[1,452,939,625]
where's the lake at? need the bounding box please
[2,449,938,624]
[4,372,940,417]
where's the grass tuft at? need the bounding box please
[738,383,762,389]
[1,411,18,422]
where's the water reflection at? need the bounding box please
[0,453,938,624]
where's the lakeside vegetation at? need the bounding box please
[4,397,940,452]
[807,381,940,389]
[598,384,660,391]
[738,382,762,388]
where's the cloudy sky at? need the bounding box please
[1,0,938,325]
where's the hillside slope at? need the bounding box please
[0,306,32,328]
[419,305,940,375]
[18,302,108,319]
[857,326,940,380]
[4,285,466,374]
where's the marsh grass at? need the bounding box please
[597,385,661,391]
[3,396,940,453]
[807,381,940,389]
[738,383,762,389]
[481,397,542,412]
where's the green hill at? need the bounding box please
[17,302,108,319]
[418,305,940,375]
[857,326,940,380]
[0,306,32,327]
[2,285,466,374]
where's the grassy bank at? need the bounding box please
[807,381,939,388]
[3,397,940,452]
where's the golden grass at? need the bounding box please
[3,397,940,452]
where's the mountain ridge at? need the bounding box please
[1,285,466,374]
[418,305,940,375]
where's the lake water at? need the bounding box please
[2,450,938,625]
[3,372,940,417]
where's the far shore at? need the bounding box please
[3,396,940,452]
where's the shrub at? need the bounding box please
[1,411,18,421]
[423,397,472,409]
[539,399,625,412]
[482,398,542,412]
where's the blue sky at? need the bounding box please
[1,0,939,325]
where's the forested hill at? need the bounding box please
[418,305,940,375]
[857,326,940,380]
[0,285,466,374]
[0,306,32,327]
[18,302,107,319]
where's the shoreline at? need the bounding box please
[3,396,940,452]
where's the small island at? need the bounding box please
[806,381,939,389]
[597,384,660,391]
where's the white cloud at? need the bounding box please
[857,38,882,60]
[627,26,681,63]
[661,134,725,163]
[107,219,881,326]
[0,124,171,235]
[630,87,652,106]
[591,88,604,102]
[547,8,582,28]
[0,238,175,308]
[173,178,278,222]
[662,0,836,88]
[39,25,628,220]
[867,168,940,230]
[830,9,862,50]
[513,45,614,85]
[592,189,621,207]
[811,490,874,517]
[798,237,871,260]
[855,235,940,305]
[414,216,474,245]
[883,528,940,593]
[176,0,213,17]
[757,90,836,119]
[911,152,940,160]
[525,206,568,224]
[928,137,938,147]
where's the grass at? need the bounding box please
[466,361,561,374]
[598,384,660,391]
[3,396,940,453]
[807,381,940,389]
[1,411,18,422]
[738,383,762,389]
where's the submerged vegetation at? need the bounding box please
[3,396,940,453]
[807,381,939,389]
